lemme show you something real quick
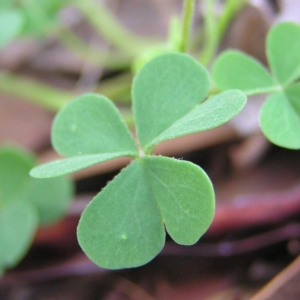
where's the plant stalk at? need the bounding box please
[199,0,247,66]
[0,72,73,111]
[179,0,196,52]
[199,0,218,66]
[217,0,248,38]
[74,0,157,57]
[56,28,132,70]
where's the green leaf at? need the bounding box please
[260,85,300,149]
[0,10,24,48]
[0,146,73,223]
[150,90,246,146]
[20,176,73,224]
[0,146,73,273]
[19,0,69,36]
[286,83,300,114]
[78,156,214,269]
[142,156,214,245]
[36,0,68,14]
[267,22,300,86]
[78,159,165,269]
[0,147,35,202]
[30,153,134,178]
[212,50,276,95]
[0,0,11,10]
[0,201,38,270]
[132,52,210,152]
[33,93,141,178]
[52,94,138,157]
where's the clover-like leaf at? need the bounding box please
[20,176,73,224]
[30,153,132,178]
[142,156,214,244]
[0,201,38,271]
[1,146,73,223]
[18,0,70,36]
[31,52,247,270]
[52,94,137,156]
[0,10,24,48]
[213,23,300,90]
[267,22,300,86]
[286,83,300,114]
[260,83,300,149]
[212,22,300,149]
[212,50,276,95]
[150,89,246,146]
[132,52,210,152]
[0,147,35,202]
[31,94,138,178]
[0,0,11,9]
[133,53,246,152]
[0,146,73,273]
[78,156,214,269]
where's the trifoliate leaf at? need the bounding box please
[212,50,276,95]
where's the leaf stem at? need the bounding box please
[199,0,218,66]
[209,85,282,97]
[217,0,247,38]
[74,0,157,57]
[245,85,283,96]
[0,72,73,111]
[179,0,196,52]
[55,27,132,70]
[199,0,247,66]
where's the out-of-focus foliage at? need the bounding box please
[0,146,73,275]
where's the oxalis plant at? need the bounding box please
[212,22,300,149]
[31,52,246,269]
[0,146,73,275]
